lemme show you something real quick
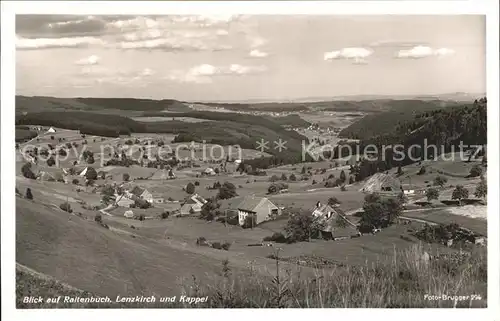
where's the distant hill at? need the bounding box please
[15,96,190,114]
[191,98,473,115]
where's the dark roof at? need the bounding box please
[237,196,274,212]
[131,186,145,197]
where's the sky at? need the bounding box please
[15,15,486,102]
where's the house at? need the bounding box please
[203,167,216,176]
[115,194,135,207]
[179,193,208,215]
[311,201,338,220]
[130,186,153,203]
[124,210,134,218]
[237,196,280,226]
[79,167,88,177]
[46,127,56,133]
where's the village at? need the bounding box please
[16,123,487,265]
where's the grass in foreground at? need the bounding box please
[17,244,487,308]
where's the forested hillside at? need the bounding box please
[338,100,466,139]
[328,98,487,182]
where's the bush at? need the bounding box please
[452,185,469,203]
[468,165,483,178]
[269,175,280,182]
[94,213,102,223]
[47,157,56,167]
[186,182,195,194]
[268,182,288,194]
[211,242,222,250]
[289,173,297,181]
[474,177,487,199]
[135,199,152,209]
[221,242,231,251]
[21,163,36,179]
[194,181,200,186]
[217,182,238,200]
[196,237,208,246]
[25,188,33,200]
[434,175,448,188]
[328,197,341,206]
[60,202,72,213]
[425,188,439,201]
[123,173,130,182]
[263,232,287,243]
[417,166,426,175]
[85,167,98,180]
[161,211,170,219]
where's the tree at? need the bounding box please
[269,175,280,182]
[85,167,98,180]
[123,173,130,182]
[95,213,102,223]
[72,179,79,185]
[217,182,238,200]
[433,175,448,188]
[101,184,115,198]
[452,185,469,204]
[194,181,200,186]
[425,188,439,201]
[417,166,426,175]
[186,182,195,194]
[349,176,355,184]
[327,196,341,206]
[60,202,72,213]
[268,182,288,195]
[474,177,487,199]
[281,173,288,181]
[397,166,404,176]
[340,170,346,182]
[335,214,348,228]
[361,194,402,228]
[468,165,483,178]
[214,167,220,174]
[87,154,95,164]
[289,173,297,181]
[25,188,33,200]
[200,199,219,221]
[21,163,36,179]
[482,155,487,167]
[284,210,323,242]
[46,157,56,167]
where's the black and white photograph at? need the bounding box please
[1,0,499,318]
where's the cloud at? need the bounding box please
[75,55,100,65]
[324,47,373,64]
[249,49,269,58]
[113,37,232,52]
[166,63,267,84]
[16,15,235,52]
[249,36,268,49]
[16,35,105,50]
[395,45,455,59]
[139,68,155,77]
